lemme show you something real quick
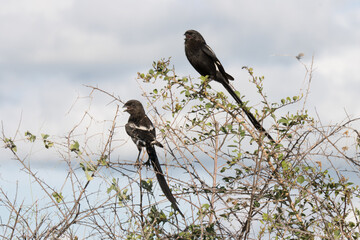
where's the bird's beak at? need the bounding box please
[123,106,128,112]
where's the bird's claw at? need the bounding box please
[144,159,151,167]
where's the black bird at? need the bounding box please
[123,100,184,218]
[184,30,274,142]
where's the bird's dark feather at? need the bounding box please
[125,116,157,147]
[146,144,184,218]
[124,100,183,217]
[184,30,274,142]
[185,29,234,84]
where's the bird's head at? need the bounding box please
[184,30,205,43]
[123,100,145,116]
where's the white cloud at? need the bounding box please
[313,46,360,121]
[0,0,72,17]
[0,0,359,162]
[0,4,359,237]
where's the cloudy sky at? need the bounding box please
[0,1,359,236]
[0,0,359,205]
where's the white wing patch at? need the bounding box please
[205,44,222,71]
[135,138,146,147]
[215,61,221,71]
[128,122,154,131]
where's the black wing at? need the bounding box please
[125,116,157,147]
[201,44,234,82]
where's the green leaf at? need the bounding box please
[278,118,289,126]
[85,170,93,181]
[141,179,153,192]
[297,175,305,184]
[227,145,237,148]
[41,134,49,139]
[25,131,36,142]
[70,141,79,151]
[281,161,289,171]
[98,155,108,166]
[80,162,96,181]
[70,141,81,155]
[4,138,17,152]
[45,141,54,149]
[349,221,355,228]
[334,229,340,237]
[107,178,118,194]
[205,103,212,111]
[220,126,227,133]
[202,203,210,210]
[52,192,64,203]
[41,134,54,149]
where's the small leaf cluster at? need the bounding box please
[107,178,130,206]
[80,162,97,181]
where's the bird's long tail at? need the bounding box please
[146,144,185,218]
[221,82,274,142]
